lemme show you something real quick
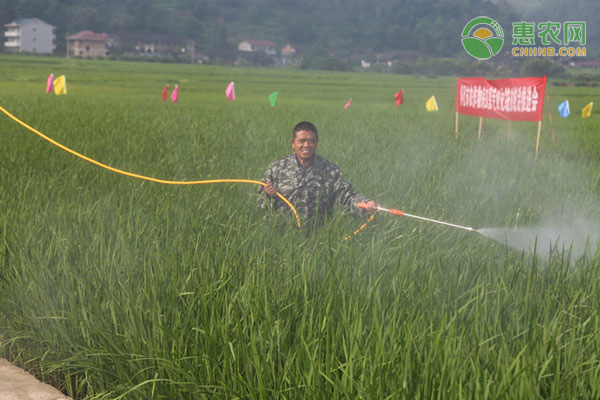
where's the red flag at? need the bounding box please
[162,84,169,102]
[395,90,404,106]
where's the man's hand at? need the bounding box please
[360,200,379,212]
[264,181,278,197]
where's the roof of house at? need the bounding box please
[572,61,600,68]
[111,32,191,43]
[242,40,276,47]
[67,30,109,41]
[4,18,55,28]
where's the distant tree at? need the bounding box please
[207,23,236,62]
[66,5,103,32]
[14,0,46,18]
[526,0,599,62]
[521,58,566,78]
[2,0,562,68]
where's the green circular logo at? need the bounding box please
[461,16,504,60]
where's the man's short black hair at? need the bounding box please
[293,121,318,142]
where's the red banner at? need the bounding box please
[457,76,546,122]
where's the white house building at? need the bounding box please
[4,18,56,54]
[238,40,277,55]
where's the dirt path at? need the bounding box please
[0,358,71,400]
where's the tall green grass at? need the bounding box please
[1,55,600,399]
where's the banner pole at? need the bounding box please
[477,116,483,140]
[455,112,459,138]
[507,120,511,142]
[446,92,456,137]
[455,77,459,139]
[535,121,542,159]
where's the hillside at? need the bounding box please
[1,0,597,64]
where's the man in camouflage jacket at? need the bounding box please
[258,121,378,226]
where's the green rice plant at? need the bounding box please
[1,55,600,399]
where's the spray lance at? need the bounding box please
[357,202,479,233]
[357,204,600,258]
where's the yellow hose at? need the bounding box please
[344,214,375,241]
[0,104,302,230]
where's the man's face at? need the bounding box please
[291,130,318,165]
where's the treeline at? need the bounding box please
[0,0,518,57]
[1,0,596,69]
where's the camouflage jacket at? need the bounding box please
[258,154,369,222]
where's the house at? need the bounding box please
[4,18,56,54]
[280,44,296,57]
[238,40,277,56]
[110,33,195,60]
[67,30,109,58]
[569,60,600,69]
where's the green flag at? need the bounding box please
[269,91,278,107]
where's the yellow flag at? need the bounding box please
[582,101,593,118]
[425,95,438,112]
[53,75,67,95]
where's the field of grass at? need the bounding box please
[1,55,600,399]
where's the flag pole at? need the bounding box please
[535,121,542,159]
[545,91,558,160]
[477,116,483,140]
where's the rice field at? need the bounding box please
[1,55,600,399]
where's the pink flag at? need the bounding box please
[225,81,235,101]
[162,84,169,102]
[171,84,178,103]
[344,98,352,110]
[46,73,54,94]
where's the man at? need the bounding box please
[258,121,378,228]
